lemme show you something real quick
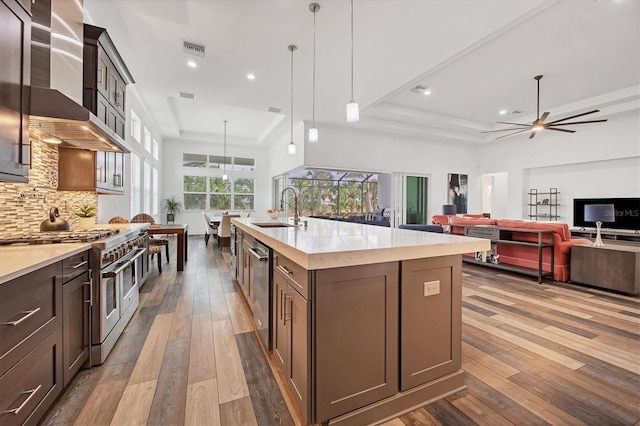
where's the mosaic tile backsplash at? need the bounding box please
[0,140,97,235]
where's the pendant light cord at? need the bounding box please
[350,0,354,102]
[290,47,294,142]
[223,120,227,175]
[312,9,316,127]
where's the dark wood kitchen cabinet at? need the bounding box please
[83,24,133,140]
[272,258,310,423]
[0,0,31,183]
[62,252,91,387]
[57,147,125,194]
[0,261,63,426]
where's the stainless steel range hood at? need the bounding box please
[29,86,130,153]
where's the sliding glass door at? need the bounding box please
[393,174,430,226]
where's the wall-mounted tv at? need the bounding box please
[573,198,640,230]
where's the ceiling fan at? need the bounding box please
[482,75,608,140]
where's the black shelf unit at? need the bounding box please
[528,188,559,221]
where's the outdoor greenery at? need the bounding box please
[287,170,378,217]
[183,175,254,211]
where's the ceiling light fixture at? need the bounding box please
[247,73,255,80]
[309,3,320,143]
[222,120,228,181]
[288,45,297,155]
[187,60,197,68]
[499,109,508,115]
[346,0,359,122]
[42,136,62,144]
[422,88,432,96]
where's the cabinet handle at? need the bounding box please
[73,260,88,269]
[277,265,292,275]
[279,288,284,320]
[283,293,291,324]
[85,269,93,306]
[3,384,42,415]
[2,308,40,326]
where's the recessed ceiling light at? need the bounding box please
[422,88,432,96]
[499,109,508,115]
[187,60,197,68]
[247,73,256,80]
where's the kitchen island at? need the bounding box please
[232,216,489,425]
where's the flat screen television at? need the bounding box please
[573,198,640,230]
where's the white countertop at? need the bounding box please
[0,243,92,284]
[232,217,490,270]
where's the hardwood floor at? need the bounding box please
[41,237,640,426]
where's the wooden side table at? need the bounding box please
[570,243,640,294]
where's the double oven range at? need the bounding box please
[0,226,150,366]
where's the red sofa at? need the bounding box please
[445,216,590,282]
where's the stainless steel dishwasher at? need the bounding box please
[249,239,272,349]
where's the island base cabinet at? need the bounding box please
[0,328,63,426]
[400,256,462,391]
[273,270,310,423]
[314,262,399,423]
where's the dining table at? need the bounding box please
[207,215,222,227]
[148,223,189,271]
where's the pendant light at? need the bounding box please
[346,0,359,122]
[222,120,228,181]
[288,44,297,155]
[308,3,320,142]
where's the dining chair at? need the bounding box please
[131,213,170,262]
[218,214,240,249]
[202,211,218,247]
[108,216,129,224]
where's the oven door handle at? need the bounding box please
[102,260,132,278]
[130,248,147,262]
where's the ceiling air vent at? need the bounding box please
[409,85,427,93]
[178,92,196,100]
[267,106,281,113]
[183,41,205,57]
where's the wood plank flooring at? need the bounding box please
[41,236,640,426]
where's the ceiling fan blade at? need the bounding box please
[538,112,550,124]
[496,121,531,127]
[495,129,530,139]
[548,119,608,126]
[481,127,531,134]
[546,109,600,125]
[546,127,576,133]
[529,131,537,139]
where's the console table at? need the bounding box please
[571,243,640,294]
[463,226,554,283]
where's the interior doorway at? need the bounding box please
[481,172,508,218]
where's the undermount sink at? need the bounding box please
[253,222,296,228]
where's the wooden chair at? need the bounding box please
[202,211,218,247]
[148,244,162,273]
[108,216,129,224]
[131,213,169,262]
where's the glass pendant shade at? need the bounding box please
[308,127,318,143]
[222,174,228,181]
[347,101,359,122]
[288,141,296,155]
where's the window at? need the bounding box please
[183,176,254,211]
[130,110,141,142]
[143,127,151,152]
[183,153,207,168]
[152,139,159,160]
[152,167,159,215]
[233,157,255,171]
[143,161,151,214]
[208,155,231,170]
[130,153,141,216]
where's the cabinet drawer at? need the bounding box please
[0,262,62,376]
[0,327,63,426]
[62,251,90,282]
[273,251,309,299]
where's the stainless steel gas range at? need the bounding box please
[0,225,150,366]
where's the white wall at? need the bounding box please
[163,138,270,235]
[477,111,640,220]
[302,124,478,220]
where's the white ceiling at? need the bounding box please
[83,0,640,146]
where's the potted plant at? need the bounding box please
[162,196,183,224]
[75,203,96,228]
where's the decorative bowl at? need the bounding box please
[267,210,281,219]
